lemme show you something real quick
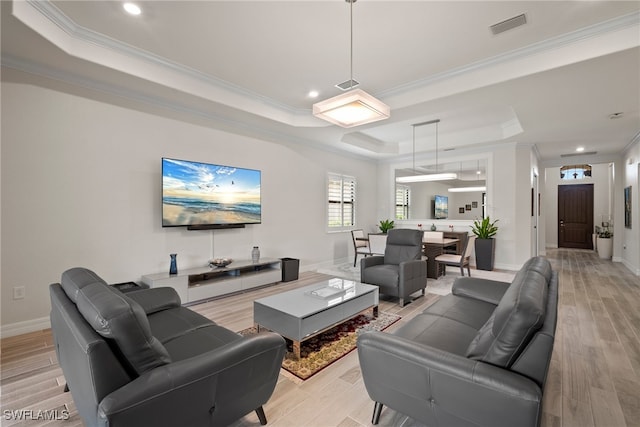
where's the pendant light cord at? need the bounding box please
[410,118,441,175]
[412,124,416,174]
[435,121,439,172]
[349,0,354,89]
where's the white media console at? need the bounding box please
[141,258,282,304]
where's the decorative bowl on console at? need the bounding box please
[209,258,233,268]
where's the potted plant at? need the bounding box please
[596,223,613,259]
[471,216,499,271]
[378,219,395,234]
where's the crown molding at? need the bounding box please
[10,1,640,137]
[14,0,324,127]
[380,11,640,107]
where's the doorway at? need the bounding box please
[558,184,594,249]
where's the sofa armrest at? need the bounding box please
[452,277,511,305]
[98,332,286,427]
[357,331,542,427]
[361,255,384,269]
[398,259,427,293]
[124,287,181,314]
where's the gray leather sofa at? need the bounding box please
[50,267,286,427]
[358,256,558,427]
[361,228,427,307]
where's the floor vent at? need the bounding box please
[490,13,527,35]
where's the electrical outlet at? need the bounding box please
[13,286,25,300]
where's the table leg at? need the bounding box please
[292,340,301,359]
[372,305,379,318]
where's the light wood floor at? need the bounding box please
[1,249,639,427]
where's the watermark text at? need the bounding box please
[3,409,70,421]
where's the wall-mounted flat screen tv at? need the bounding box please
[434,195,448,219]
[162,157,261,228]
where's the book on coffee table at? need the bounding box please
[306,278,356,299]
[307,286,345,299]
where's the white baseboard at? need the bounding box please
[0,316,51,339]
[620,258,640,275]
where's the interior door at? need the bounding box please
[558,184,594,249]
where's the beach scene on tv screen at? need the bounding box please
[162,158,261,226]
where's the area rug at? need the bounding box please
[239,311,400,380]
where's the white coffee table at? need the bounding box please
[253,278,379,359]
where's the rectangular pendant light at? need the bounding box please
[447,186,487,192]
[396,173,458,183]
[313,89,390,128]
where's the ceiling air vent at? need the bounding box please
[561,151,598,157]
[490,13,527,35]
[335,79,360,91]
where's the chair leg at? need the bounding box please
[354,253,358,267]
[372,402,384,425]
[255,406,267,425]
[460,264,465,276]
[467,263,471,276]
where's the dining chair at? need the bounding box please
[434,235,476,277]
[368,234,387,256]
[422,231,444,243]
[351,229,372,267]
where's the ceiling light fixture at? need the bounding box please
[397,173,458,183]
[312,0,389,128]
[448,186,487,193]
[395,119,457,183]
[123,2,141,15]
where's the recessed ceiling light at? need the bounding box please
[123,2,141,16]
[308,90,319,98]
[576,146,585,152]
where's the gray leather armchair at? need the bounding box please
[360,228,427,307]
[50,267,286,427]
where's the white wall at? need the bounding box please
[622,141,640,274]
[0,82,379,335]
[447,191,484,220]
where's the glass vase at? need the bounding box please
[251,246,260,263]
[169,253,178,275]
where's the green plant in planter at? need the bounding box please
[598,229,613,238]
[471,217,499,271]
[596,224,612,238]
[378,219,395,233]
[471,217,499,239]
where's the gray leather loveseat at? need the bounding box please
[358,256,558,427]
[50,267,286,427]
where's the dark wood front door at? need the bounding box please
[558,184,594,249]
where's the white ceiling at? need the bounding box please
[2,1,639,163]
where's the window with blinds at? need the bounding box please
[327,173,356,230]
[395,185,410,220]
